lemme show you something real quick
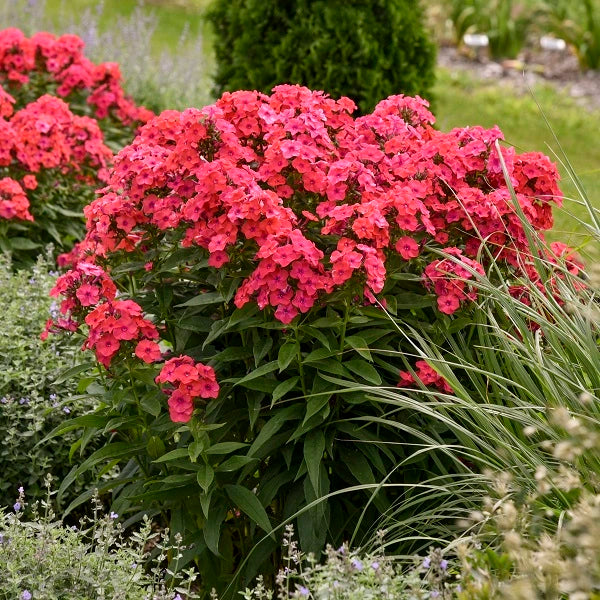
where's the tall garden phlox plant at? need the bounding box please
[45,85,580,594]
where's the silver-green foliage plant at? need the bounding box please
[0,479,199,600]
[455,397,600,600]
[0,252,97,506]
[233,525,456,600]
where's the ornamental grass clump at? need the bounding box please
[44,86,582,594]
[0,28,153,262]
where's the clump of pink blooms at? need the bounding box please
[156,356,220,422]
[0,28,153,227]
[45,85,582,419]
[0,28,152,125]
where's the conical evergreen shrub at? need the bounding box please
[208,0,436,114]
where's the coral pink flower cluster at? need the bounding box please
[48,85,578,402]
[398,361,453,394]
[156,356,220,422]
[0,176,32,221]
[83,299,161,368]
[423,248,486,314]
[0,91,112,223]
[71,86,566,316]
[0,28,153,125]
[43,261,161,367]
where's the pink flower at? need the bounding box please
[395,236,420,260]
[75,284,100,307]
[168,390,194,423]
[135,339,162,363]
[437,294,460,315]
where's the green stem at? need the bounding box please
[338,301,350,361]
[294,326,308,397]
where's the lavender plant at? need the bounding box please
[0,0,212,112]
[0,477,200,599]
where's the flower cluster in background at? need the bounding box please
[0,28,153,125]
[0,28,153,261]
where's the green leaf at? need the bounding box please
[226,361,279,386]
[228,303,259,327]
[58,442,146,503]
[345,335,372,361]
[303,394,331,425]
[310,316,342,328]
[53,362,95,385]
[302,326,331,350]
[340,448,376,486]
[393,291,433,309]
[176,291,224,307]
[206,442,249,455]
[146,436,166,460]
[303,430,325,495]
[197,463,215,493]
[248,405,303,457]
[203,318,230,347]
[253,336,273,366]
[247,393,262,429]
[153,448,189,463]
[140,391,162,416]
[304,348,335,363]
[345,359,382,385]
[130,368,160,386]
[189,440,205,462]
[224,485,273,536]
[214,347,253,362]
[203,505,225,556]
[9,237,40,250]
[200,491,212,519]
[271,376,300,404]
[278,341,298,372]
[39,414,111,445]
[216,455,258,472]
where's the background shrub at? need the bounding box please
[0,252,98,508]
[207,0,436,114]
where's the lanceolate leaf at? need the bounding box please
[224,484,273,537]
[304,429,325,495]
[278,341,298,372]
[58,442,146,504]
[345,359,382,385]
[197,463,215,493]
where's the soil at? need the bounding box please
[438,44,600,113]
